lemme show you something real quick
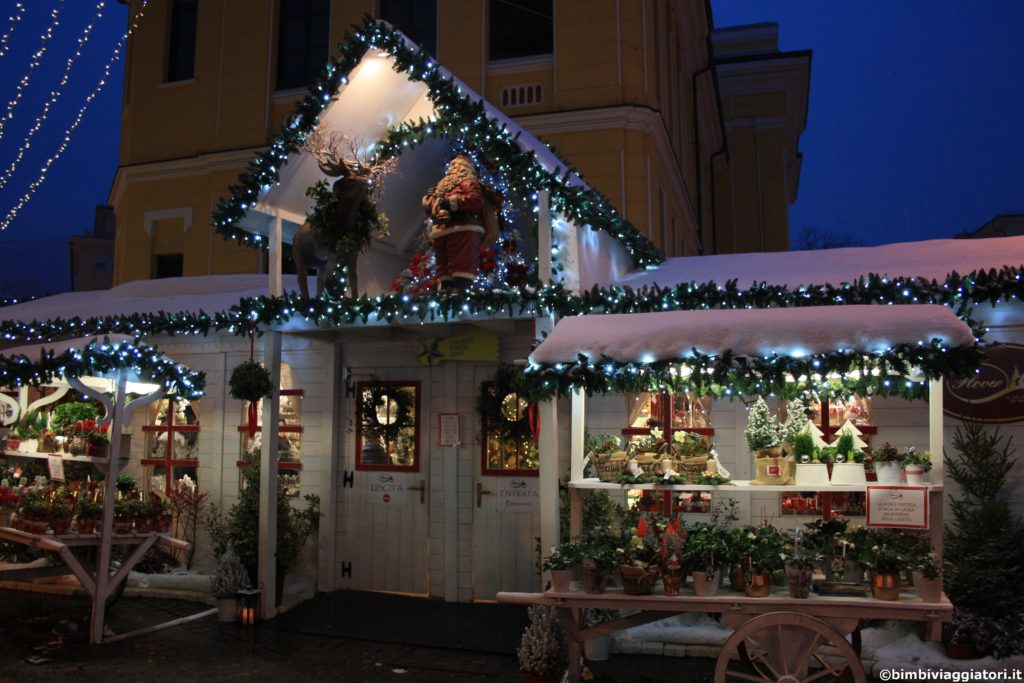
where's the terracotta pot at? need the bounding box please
[745,572,772,597]
[113,517,133,534]
[618,563,659,595]
[523,674,560,683]
[871,572,901,601]
[134,515,154,533]
[16,515,50,535]
[76,516,99,534]
[786,566,812,599]
[549,568,573,593]
[729,565,747,592]
[581,558,608,595]
[51,516,72,536]
[692,569,721,597]
[945,641,983,660]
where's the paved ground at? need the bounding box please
[0,589,719,682]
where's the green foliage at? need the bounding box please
[944,422,1024,638]
[900,447,933,471]
[871,442,900,462]
[18,490,51,517]
[115,474,137,494]
[541,540,579,571]
[304,181,385,258]
[360,385,415,448]
[743,524,787,574]
[792,430,816,460]
[835,432,855,459]
[51,402,99,434]
[13,410,46,439]
[228,360,273,402]
[204,462,320,575]
[745,398,781,451]
[857,529,917,574]
[685,522,729,573]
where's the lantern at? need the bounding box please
[237,588,260,625]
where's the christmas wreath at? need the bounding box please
[478,365,534,447]
[304,180,388,257]
[361,385,415,446]
[229,360,274,402]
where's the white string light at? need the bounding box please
[0,0,65,143]
[0,2,27,59]
[0,0,106,190]
[0,1,150,232]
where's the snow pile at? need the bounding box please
[861,622,1024,674]
[531,305,975,365]
[617,236,1024,290]
[615,612,731,646]
[126,569,212,594]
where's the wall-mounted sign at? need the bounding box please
[368,473,407,506]
[439,413,460,447]
[496,477,539,512]
[47,455,65,482]
[418,329,499,366]
[944,343,1024,423]
[866,486,928,529]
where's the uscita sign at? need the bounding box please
[369,473,407,506]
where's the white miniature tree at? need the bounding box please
[781,397,811,445]
[745,397,782,452]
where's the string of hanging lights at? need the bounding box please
[0,2,27,60]
[0,0,150,232]
[0,0,65,143]
[0,0,107,191]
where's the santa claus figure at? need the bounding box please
[422,155,486,291]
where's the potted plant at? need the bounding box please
[586,433,627,482]
[12,410,46,452]
[858,529,912,600]
[76,495,103,534]
[615,514,661,595]
[802,517,849,582]
[944,607,987,660]
[51,401,99,434]
[210,548,251,623]
[0,486,20,528]
[541,539,579,592]
[793,428,829,486]
[15,488,51,534]
[724,526,755,591]
[900,447,932,485]
[830,440,867,485]
[744,524,785,597]
[577,526,618,595]
[228,359,274,402]
[783,529,823,598]
[686,523,727,597]
[870,442,902,485]
[113,497,136,534]
[659,517,688,596]
[50,488,75,535]
[516,604,566,683]
[581,608,618,662]
[911,546,942,603]
[746,398,793,484]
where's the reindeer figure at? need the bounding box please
[296,129,396,299]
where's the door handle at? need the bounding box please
[476,482,492,508]
[407,479,426,505]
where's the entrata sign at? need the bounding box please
[496,478,539,512]
[944,343,1024,423]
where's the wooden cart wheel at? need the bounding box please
[739,624,862,673]
[715,612,866,683]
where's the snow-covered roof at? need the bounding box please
[1,334,134,358]
[616,236,1024,290]
[0,274,271,326]
[530,305,975,365]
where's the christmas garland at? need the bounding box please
[477,366,534,447]
[360,385,415,446]
[0,338,205,399]
[515,338,984,403]
[210,17,663,269]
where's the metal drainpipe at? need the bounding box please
[709,148,726,255]
[692,65,712,255]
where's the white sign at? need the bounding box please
[866,486,929,529]
[495,477,539,512]
[367,473,408,506]
[47,455,65,482]
[439,413,460,447]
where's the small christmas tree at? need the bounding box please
[517,604,567,677]
[745,397,781,452]
[781,397,811,445]
[831,421,869,452]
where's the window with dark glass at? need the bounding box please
[489,0,553,61]
[381,0,437,56]
[166,0,197,82]
[356,381,420,471]
[153,253,183,279]
[480,382,538,475]
[277,0,330,91]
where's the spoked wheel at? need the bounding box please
[715,612,866,683]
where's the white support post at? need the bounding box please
[90,369,128,644]
[536,307,559,569]
[570,390,586,484]
[259,331,282,618]
[537,190,553,284]
[928,379,944,483]
[269,212,283,298]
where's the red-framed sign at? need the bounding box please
[866,486,929,529]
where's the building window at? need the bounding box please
[356,381,419,471]
[480,382,537,476]
[238,389,303,497]
[142,397,200,495]
[153,253,183,279]
[166,0,197,82]
[489,0,553,61]
[381,0,436,56]
[277,0,330,91]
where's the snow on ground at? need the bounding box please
[615,612,731,646]
[861,622,1024,674]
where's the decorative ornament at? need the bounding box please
[228,360,273,403]
[361,385,415,448]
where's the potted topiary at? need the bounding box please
[746,398,793,484]
[541,539,579,592]
[228,359,274,402]
[516,604,566,683]
[210,548,251,622]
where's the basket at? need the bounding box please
[619,563,660,595]
[633,454,660,476]
[66,435,87,455]
[677,455,710,484]
[592,451,628,482]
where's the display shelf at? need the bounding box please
[0,448,127,466]
[569,477,943,493]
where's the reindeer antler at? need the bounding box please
[302,127,399,196]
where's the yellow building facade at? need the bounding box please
[111,1,806,284]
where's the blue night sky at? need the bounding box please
[0,2,1022,297]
